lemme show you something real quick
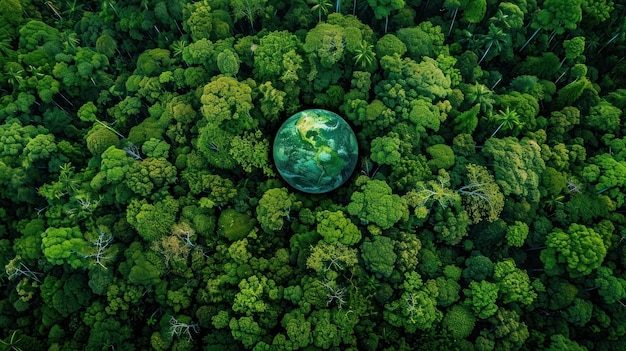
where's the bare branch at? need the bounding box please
[81,229,114,269]
[123,143,143,160]
[169,316,199,342]
[317,280,346,309]
[5,257,43,283]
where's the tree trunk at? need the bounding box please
[478,41,493,64]
[448,7,458,36]
[490,120,504,139]
[520,28,541,52]
[385,15,389,34]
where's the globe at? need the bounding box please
[273,109,359,194]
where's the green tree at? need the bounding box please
[232,0,267,31]
[40,273,92,318]
[218,209,255,241]
[464,280,499,319]
[124,157,177,198]
[375,34,407,58]
[370,132,401,166]
[493,259,537,305]
[256,188,298,233]
[488,309,529,350]
[583,100,622,134]
[316,209,362,246]
[95,33,117,58]
[86,127,120,156]
[463,254,494,281]
[258,81,286,122]
[562,297,593,327]
[347,176,408,230]
[462,82,494,114]
[462,0,486,24]
[309,309,341,348]
[135,48,172,76]
[541,223,607,277]
[505,221,529,247]
[13,219,45,261]
[278,308,312,349]
[304,22,359,69]
[426,144,455,172]
[126,197,179,242]
[454,104,480,134]
[458,163,505,223]
[306,240,359,275]
[367,0,405,33]
[230,316,265,348]
[199,76,256,134]
[41,227,87,269]
[232,275,280,316]
[384,272,441,332]
[482,137,545,203]
[435,274,461,307]
[253,31,302,83]
[122,242,165,287]
[78,102,125,139]
[534,0,583,35]
[595,266,626,304]
[196,123,237,170]
[546,334,589,351]
[18,20,61,52]
[229,130,274,176]
[361,235,397,278]
[443,305,476,340]
[581,0,614,25]
[184,0,214,41]
[217,49,240,76]
[21,133,59,170]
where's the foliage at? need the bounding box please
[347,176,408,230]
[316,209,361,246]
[541,223,607,278]
[0,2,624,350]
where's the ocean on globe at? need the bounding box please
[273,109,359,194]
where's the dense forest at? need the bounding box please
[1,0,626,349]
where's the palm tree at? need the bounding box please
[6,66,25,93]
[171,40,188,59]
[476,24,509,64]
[458,29,479,52]
[0,32,12,57]
[61,30,80,50]
[311,0,332,23]
[443,0,462,36]
[490,107,523,138]
[0,331,23,351]
[490,9,511,29]
[464,83,495,114]
[63,0,83,23]
[353,40,376,68]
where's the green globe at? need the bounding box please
[273,109,359,194]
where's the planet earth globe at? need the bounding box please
[273,109,359,194]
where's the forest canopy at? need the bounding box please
[1,0,626,350]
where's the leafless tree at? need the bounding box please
[169,316,199,342]
[5,256,43,283]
